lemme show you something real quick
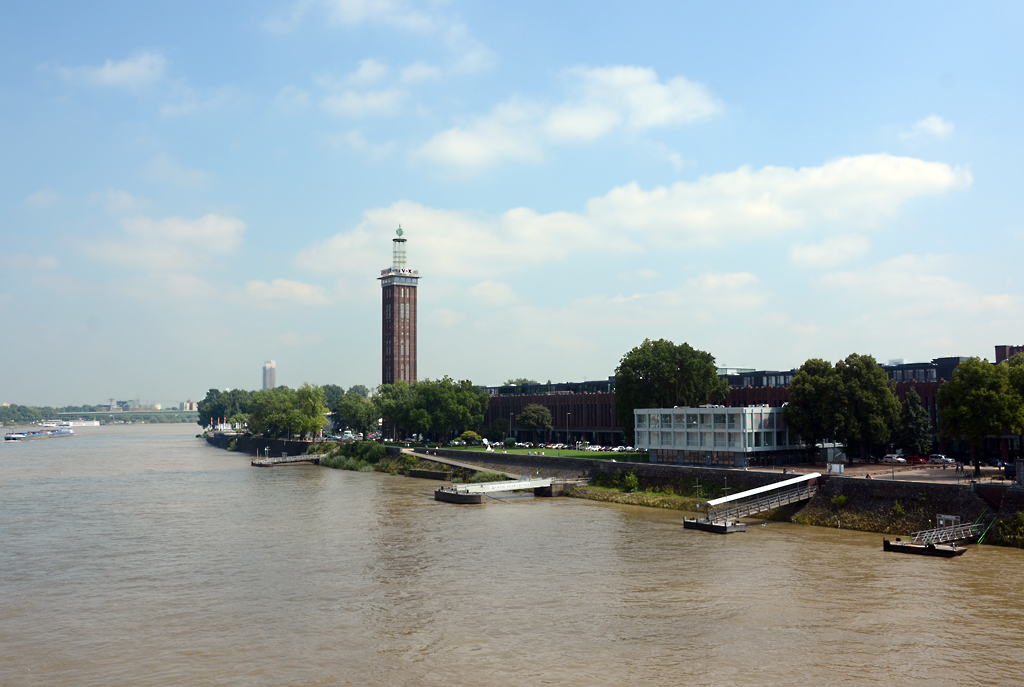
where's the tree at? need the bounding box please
[783,359,844,458]
[374,377,490,442]
[334,391,378,437]
[1005,355,1024,463]
[834,353,900,458]
[373,382,414,439]
[197,388,253,428]
[517,403,553,439]
[484,418,510,442]
[248,387,298,438]
[615,339,727,444]
[504,378,538,386]
[938,357,1016,476]
[895,387,932,458]
[458,430,482,444]
[294,383,329,439]
[347,384,370,398]
[321,384,345,412]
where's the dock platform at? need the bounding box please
[683,518,747,534]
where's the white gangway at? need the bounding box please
[702,472,821,523]
[451,476,553,494]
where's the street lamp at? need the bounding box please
[567,412,571,450]
[509,411,513,445]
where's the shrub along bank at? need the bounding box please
[315,441,483,480]
[567,470,725,512]
[792,476,989,535]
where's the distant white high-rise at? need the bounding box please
[263,361,276,390]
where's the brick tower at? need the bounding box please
[379,226,419,385]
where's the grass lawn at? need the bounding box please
[450,445,649,461]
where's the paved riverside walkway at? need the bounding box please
[404,448,521,479]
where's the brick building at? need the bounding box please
[484,390,624,446]
[379,227,419,385]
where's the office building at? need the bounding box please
[635,405,806,467]
[995,345,1024,363]
[380,226,419,385]
[263,361,276,390]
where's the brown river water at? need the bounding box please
[2,423,1023,686]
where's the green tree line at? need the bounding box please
[374,377,490,442]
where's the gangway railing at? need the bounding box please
[252,454,319,467]
[910,512,989,545]
[702,472,821,523]
[708,484,817,523]
[438,477,553,495]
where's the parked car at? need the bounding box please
[881,454,906,464]
[927,454,950,464]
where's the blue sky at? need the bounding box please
[3,1,1023,406]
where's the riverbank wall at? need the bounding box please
[206,434,313,457]
[796,476,993,534]
[415,448,1024,534]
[413,447,794,490]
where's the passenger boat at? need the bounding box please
[4,428,75,441]
[883,538,966,557]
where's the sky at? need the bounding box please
[2,1,1023,407]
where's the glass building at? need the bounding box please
[634,405,806,467]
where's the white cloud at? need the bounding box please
[267,0,444,33]
[294,198,621,280]
[59,51,167,89]
[443,22,494,74]
[266,2,492,78]
[144,154,210,188]
[279,331,325,347]
[324,88,407,117]
[418,66,720,169]
[88,189,145,214]
[337,129,397,159]
[274,85,311,112]
[817,254,1024,350]
[555,66,721,134]
[160,85,244,117]
[24,189,63,207]
[428,308,466,327]
[297,154,969,275]
[901,115,955,140]
[469,280,520,305]
[543,104,622,141]
[244,279,330,306]
[320,0,436,31]
[789,234,871,269]
[1,254,60,270]
[585,154,970,245]
[85,213,245,271]
[399,61,441,83]
[348,58,389,85]
[416,97,545,168]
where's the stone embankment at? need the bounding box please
[414,448,792,491]
[206,433,313,457]
[796,476,991,534]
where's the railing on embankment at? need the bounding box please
[251,455,320,467]
[708,484,818,523]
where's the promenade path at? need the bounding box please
[403,448,521,479]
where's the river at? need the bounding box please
[2,424,1022,686]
